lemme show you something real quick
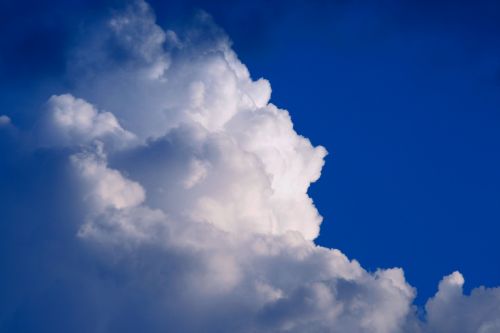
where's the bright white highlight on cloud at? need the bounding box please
[62,0,326,241]
[39,94,136,148]
[2,1,499,332]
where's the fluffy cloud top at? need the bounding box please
[0,1,499,332]
[425,272,500,333]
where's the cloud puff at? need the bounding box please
[0,1,499,332]
[39,94,136,148]
[0,115,10,126]
[424,272,500,333]
[71,148,145,211]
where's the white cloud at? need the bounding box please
[71,148,145,211]
[39,94,136,148]
[1,1,499,332]
[69,3,273,140]
[0,115,11,126]
[425,272,500,333]
[61,3,415,330]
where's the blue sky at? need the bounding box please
[1,0,500,331]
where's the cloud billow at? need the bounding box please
[0,1,498,332]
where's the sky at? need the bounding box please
[233,0,500,303]
[1,0,500,332]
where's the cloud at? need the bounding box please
[0,115,10,126]
[39,94,136,148]
[424,272,500,333]
[0,1,498,332]
[71,147,145,211]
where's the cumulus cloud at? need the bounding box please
[71,147,145,211]
[0,1,499,332]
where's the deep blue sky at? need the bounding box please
[2,0,500,304]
